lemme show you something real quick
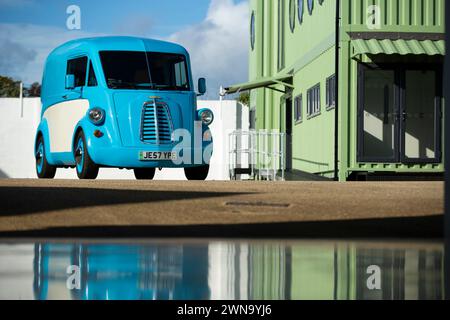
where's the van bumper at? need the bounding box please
[90,145,212,168]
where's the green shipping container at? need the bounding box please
[226,0,445,181]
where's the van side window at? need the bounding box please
[87,62,98,87]
[67,56,88,87]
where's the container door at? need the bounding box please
[285,97,293,171]
[400,69,442,163]
[357,66,399,163]
[280,96,293,171]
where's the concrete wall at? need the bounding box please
[0,244,35,300]
[208,242,249,300]
[0,98,248,180]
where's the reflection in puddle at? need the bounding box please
[0,240,445,300]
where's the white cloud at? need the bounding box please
[0,0,250,98]
[167,0,249,99]
[0,23,103,84]
[114,15,154,36]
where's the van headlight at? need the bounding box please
[88,108,105,125]
[198,109,214,126]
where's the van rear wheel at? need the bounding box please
[134,168,156,180]
[184,165,209,181]
[74,131,99,180]
[35,136,56,179]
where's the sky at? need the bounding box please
[0,0,249,99]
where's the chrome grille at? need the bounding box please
[140,100,173,144]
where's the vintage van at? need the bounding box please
[35,37,213,180]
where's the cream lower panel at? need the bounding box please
[43,99,90,153]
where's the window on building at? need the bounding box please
[326,74,336,109]
[289,0,295,32]
[307,84,321,117]
[67,56,87,87]
[278,0,285,71]
[250,11,255,51]
[249,108,256,129]
[307,0,314,15]
[294,94,303,123]
[87,61,97,87]
[298,0,304,24]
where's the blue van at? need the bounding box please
[35,36,213,180]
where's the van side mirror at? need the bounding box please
[198,78,206,96]
[65,74,75,90]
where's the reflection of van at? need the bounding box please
[35,37,213,180]
[33,243,210,300]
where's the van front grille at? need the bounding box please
[140,101,173,144]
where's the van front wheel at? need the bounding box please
[134,168,156,180]
[35,136,56,179]
[184,165,209,181]
[74,131,99,180]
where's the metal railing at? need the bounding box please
[229,130,286,181]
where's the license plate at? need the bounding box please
[139,151,177,161]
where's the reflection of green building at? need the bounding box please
[288,243,444,300]
[243,243,444,300]
[290,246,342,299]
[247,245,289,299]
[226,0,445,181]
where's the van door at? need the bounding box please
[65,56,88,100]
[45,56,90,155]
[81,60,99,108]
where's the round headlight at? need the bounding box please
[199,109,214,126]
[88,108,105,125]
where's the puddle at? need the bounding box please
[0,239,445,300]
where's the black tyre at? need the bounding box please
[35,135,56,179]
[184,165,209,181]
[134,168,156,180]
[74,131,99,180]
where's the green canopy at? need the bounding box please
[352,38,445,57]
[224,74,293,94]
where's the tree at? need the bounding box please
[27,82,41,97]
[0,76,20,97]
[237,91,250,106]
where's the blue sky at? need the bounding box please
[0,0,212,37]
[0,0,249,99]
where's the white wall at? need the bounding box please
[208,242,249,300]
[0,98,41,179]
[0,98,248,180]
[0,244,35,300]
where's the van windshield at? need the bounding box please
[99,51,190,91]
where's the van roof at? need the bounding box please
[49,36,189,57]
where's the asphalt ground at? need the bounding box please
[0,179,444,238]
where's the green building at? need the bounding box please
[226,0,445,181]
